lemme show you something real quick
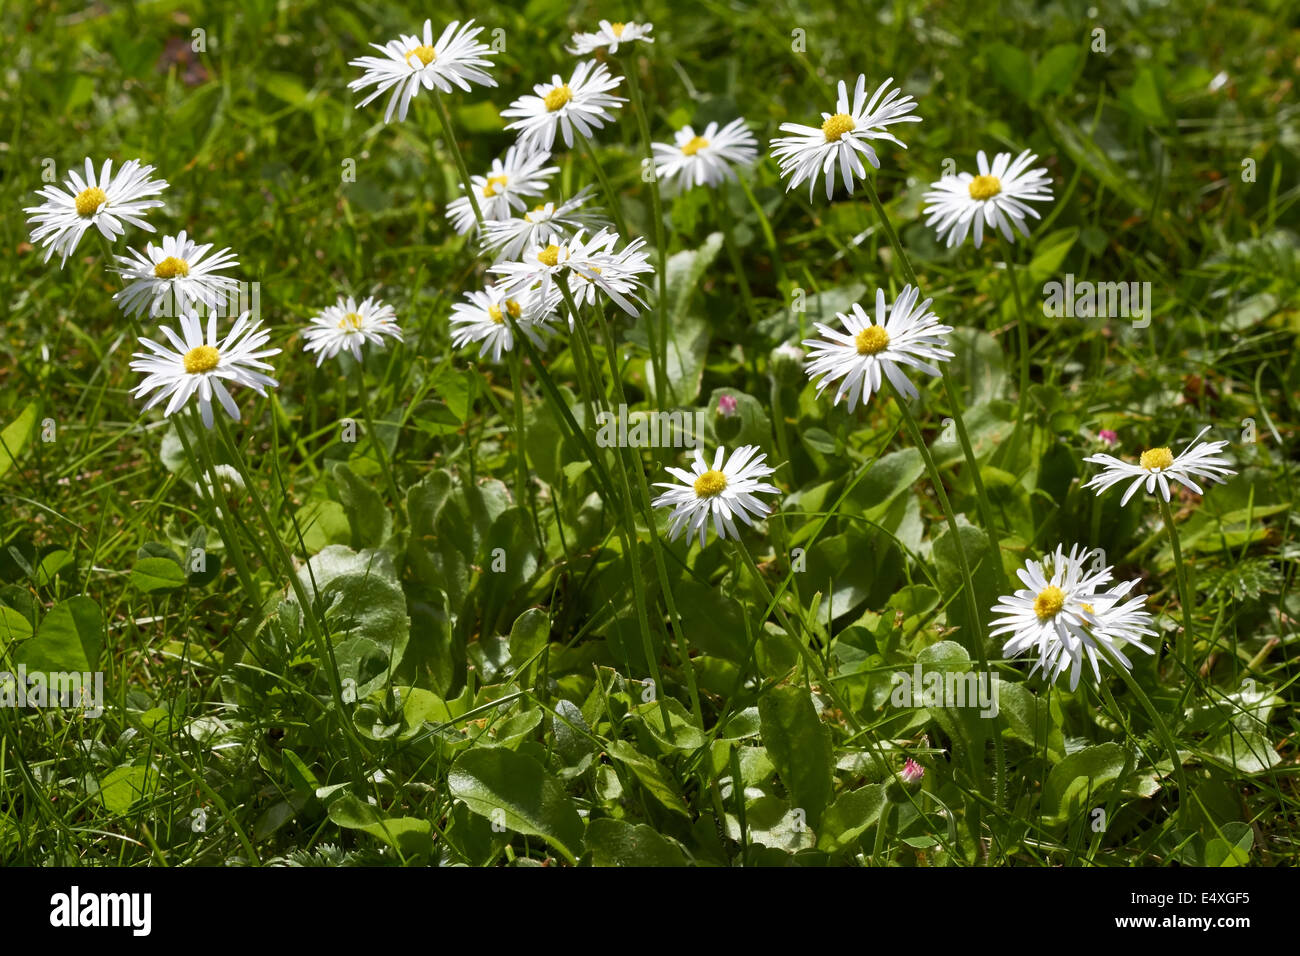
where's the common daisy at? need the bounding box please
[348,19,496,125]
[802,285,953,411]
[479,188,607,261]
[652,119,759,190]
[990,544,1156,690]
[770,75,920,200]
[302,295,403,366]
[112,231,239,318]
[922,150,1054,249]
[567,20,655,55]
[446,146,559,235]
[1082,426,1236,506]
[501,60,626,152]
[130,311,279,428]
[25,158,168,267]
[490,228,653,317]
[449,285,562,363]
[651,445,781,548]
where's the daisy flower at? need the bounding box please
[567,20,655,55]
[802,285,953,411]
[112,231,239,318]
[490,228,653,317]
[501,60,626,152]
[652,119,759,189]
[651,445,781,548]
[446,146,559,235]
[922,149,1054,249]
[770,75,920,200]
[25,158,168,267]
[348,19,496,125]
[479,188,607,261]
[990,544,1156,690]
[449,285,562,362]
[1082,427,1236,506]
[130,311,279,429]
[302,295,403,366]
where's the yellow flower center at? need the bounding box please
[610,22,627,37]
[405,45,436,68]
[488,300,522,324]
[74,186,107,217]
[537,244,561,267]
[1081,603,1095,616]
[544,85,573,111]
[968,174,1002,201]
[1140,447,1174,471]
[1034,586,1066,621]
[153,256,190,279]
[182,345,220,375]
[682,135,710,156]
[854,326,890,355]
[822,113,856,142]
[336,311,365,331]
[482,174,509,198]
[693,469,728,498]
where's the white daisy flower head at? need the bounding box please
[1082,426,1237,506]
[112,231,239,318]
[567,20,655,56]
[501,60,626,152]
[802,285,953,411]
[130,311,279,429]
[991,544,1157,690]
[490,228,654,318]
[922,149,1054,249]
[770,75,921,200]
[479,187,608,261]
[302,295,403,367]
[652,119,759,190]
[652,445,782,548]
[446,146,560,235]
[25,158,168,267]
[348,19,496,125]
[449,284,563,363]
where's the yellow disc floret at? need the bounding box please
[537,244,561,267]
[74,187,107,217]
[681,135,710,156]
[183,345,220,375]
[405,45,436,68]
[544,85,573,111]
[1140,447,1174,471]
[854,325,890,356]
[610,22,627,38]
[153,256,190,279]
[1034,586,1066,621]
[693,469,728,498]
[336,312,365,331]
[822,113,856,142]
[968,175,1002,201]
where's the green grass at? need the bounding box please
[1,0,1297,866]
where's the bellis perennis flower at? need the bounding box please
[112,231,239,318]
[770,75,920,200]
[25,158,168,267]
[479,188,608,262]
[449,285,562,363]
[990,544,1156,690]
[302,295,403,366]
[567,20,654,55]
[130,311,279,428]
[446,146,559,235]
[652,119,759,190]
[922,150,1054,249]
[489,228,653,317]
[652,445,781,548]
[502,60,626,152]
[1082,426,1236,505]
[802,285,953,411]
[348,19,496,124]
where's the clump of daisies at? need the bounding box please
[480,188,608,262]
[802,285,953,410]
[990,544,1157,690]
[1082,427,1236,506]
[490,228,653,317]
[113,231,239,318]
[446,146,559,235]
[770,75,920,200]
[449,285,562,362]
[25,158,168,266]
[502,60,626,152]
[652,446,781,548]
[348,19,496,124]
[567,20,655,55]
[302,296,403,366]
[922,149,1054,248]
[130,311,279,428]
[652,119,759,190]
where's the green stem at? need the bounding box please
[582,137,630,239]
[353,363,403,514]
[432,92,484,231]
[709,189,755,319]
[1159,496,1196,677]
[1002,248,1033,462]
[507,350,542,548]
